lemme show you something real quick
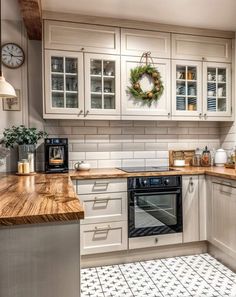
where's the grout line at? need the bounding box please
[160,258,193,297]
[200,253,236,283]
[95,267,106,297]
[180,255,224,297]
[117,264,135,297]
[139,261,165,297]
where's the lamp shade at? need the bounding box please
[0,75,16,98]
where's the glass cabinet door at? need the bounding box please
[203,62,231,117]
[172,60,202,116]
[85,53,120,116]
[45,50,84,115]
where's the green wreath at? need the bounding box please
[128,64,164,104]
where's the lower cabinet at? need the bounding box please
[208,178,236,259]
[77,178,128,255]
[182,175,200,243]
[81,221,127,255]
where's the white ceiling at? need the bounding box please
[41,0,236,31]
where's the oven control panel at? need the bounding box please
[128,176,181,189]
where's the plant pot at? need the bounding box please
[18,144,36,161]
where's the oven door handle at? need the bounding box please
[134,189,181,196]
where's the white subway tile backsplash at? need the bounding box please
[110,151,133,159]
[72,127,97,135]
[98,143,122,151]
[122,127,145,134]
[98,159,122,168]
[134,151,156,159]
[122,143,145,151]
[122,159,145,167]
[110,135,133,143]
[37,119,221,169]
[145,127,167,134]
[85,135,109,143]
[98,127,122,134]
[85,152,110,160]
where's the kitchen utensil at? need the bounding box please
[74,161,91,171]
[201,146,211,167]
[214,148,227,167]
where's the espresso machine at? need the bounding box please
[44,138,68,173]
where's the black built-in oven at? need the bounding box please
[128,175,182,238]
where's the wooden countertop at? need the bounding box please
[0,173,84,226]
[1,166,236,227]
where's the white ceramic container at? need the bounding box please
[214,148,227,167]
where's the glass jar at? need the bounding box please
[201,146,211,167]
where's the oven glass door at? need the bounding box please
[129,188,182,237]
[49,145,65,167]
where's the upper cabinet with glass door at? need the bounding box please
[84,53,120,119]
[203,63,231,118]
[44,50,84,117]
[172,60,202,118]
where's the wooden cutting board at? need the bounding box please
[169,150,195,167]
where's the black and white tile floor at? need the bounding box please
[81,253,236,297]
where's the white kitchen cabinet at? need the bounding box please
[44,50,84,117]
[208,179,236,259]
[172,34,232,62]
[121,56,171,119]
[81,221,127,255]
[172,60,202,118]
[79,192,127,225]
[203,62,231,119]
[182,175,200,243]
[84,53,121,119]
[44,20,120,54]
[121,28,170,58]
[77,178,128,256]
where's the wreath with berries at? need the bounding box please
[128,52,164,106]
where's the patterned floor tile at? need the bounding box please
[81,253,236,297]
[81,268,104,297]
[97,265,133,297]
[119,262,162,297]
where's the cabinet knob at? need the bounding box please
[168,112,171,117]
[78,110,83,115]
[155,238,159,244]
[85,110,89,116]
[81,47,85,51]
[199,113,202,118]
[204,113,207,119]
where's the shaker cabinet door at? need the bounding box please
[84,53,121,119]
[44,50,84,116]
[172,60,202,118]
[203,62,231,118]
[121,56,171,119]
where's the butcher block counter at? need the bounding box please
[0,173,84,226]
[1,166,236,227]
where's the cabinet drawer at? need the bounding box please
[172,34,232,62]
[44,20,120,54]
[76,178,127,194]
[80,192,127,224]
[121,28,170,58]
[81,221,128,255]
[129,233,183,250]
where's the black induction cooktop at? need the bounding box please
[117,166,178,173]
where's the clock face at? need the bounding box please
[1,43,25,69]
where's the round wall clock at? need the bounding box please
[1,43,25,69]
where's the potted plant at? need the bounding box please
[3,125,48,161]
